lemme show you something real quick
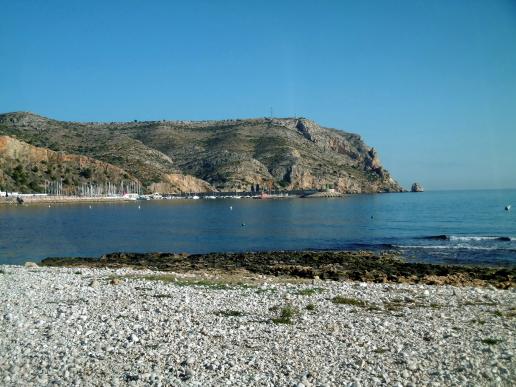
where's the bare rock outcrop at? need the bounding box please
[149,173,215,193]
[411,182,424,192]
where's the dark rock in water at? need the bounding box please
[497,236,511,242]
[16,196,24,204]
[411,183,424,192]
[423,235,449,240]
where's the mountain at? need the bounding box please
[0,112,403,194]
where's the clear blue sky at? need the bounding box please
[1,0,515,190]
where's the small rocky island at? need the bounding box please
[411,182,424,192]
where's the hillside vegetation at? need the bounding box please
[0,112,403,194]
[0,135,137,194]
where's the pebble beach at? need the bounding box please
[1,265,515,386]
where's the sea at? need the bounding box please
[0,190,515,266]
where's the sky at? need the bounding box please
[1,0,515,190]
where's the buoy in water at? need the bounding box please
[229,206,233,210]
[89,205,92,209]
[241,223,246,227]
[505,205,511,211]
[138,205,141,209]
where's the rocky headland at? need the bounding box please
[0,112,403,194]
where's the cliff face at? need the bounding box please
[0,112,403,193]
[149,173,215,194]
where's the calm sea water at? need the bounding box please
[1,190,515,266]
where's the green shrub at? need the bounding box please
[332,296,367,307]
[272,305,299,324]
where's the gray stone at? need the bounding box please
[89,280,100,288]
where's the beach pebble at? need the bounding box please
[89,279,100,288]
[407,361,418,371]
[0,265,513,386]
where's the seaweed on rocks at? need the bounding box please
[40,250,515,288]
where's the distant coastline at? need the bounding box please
[0,195,135,205]
[0,189,391,205]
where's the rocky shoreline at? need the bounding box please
[41,250,515,289]
[1,264,515,386]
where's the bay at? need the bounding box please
[1,189,515,266]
